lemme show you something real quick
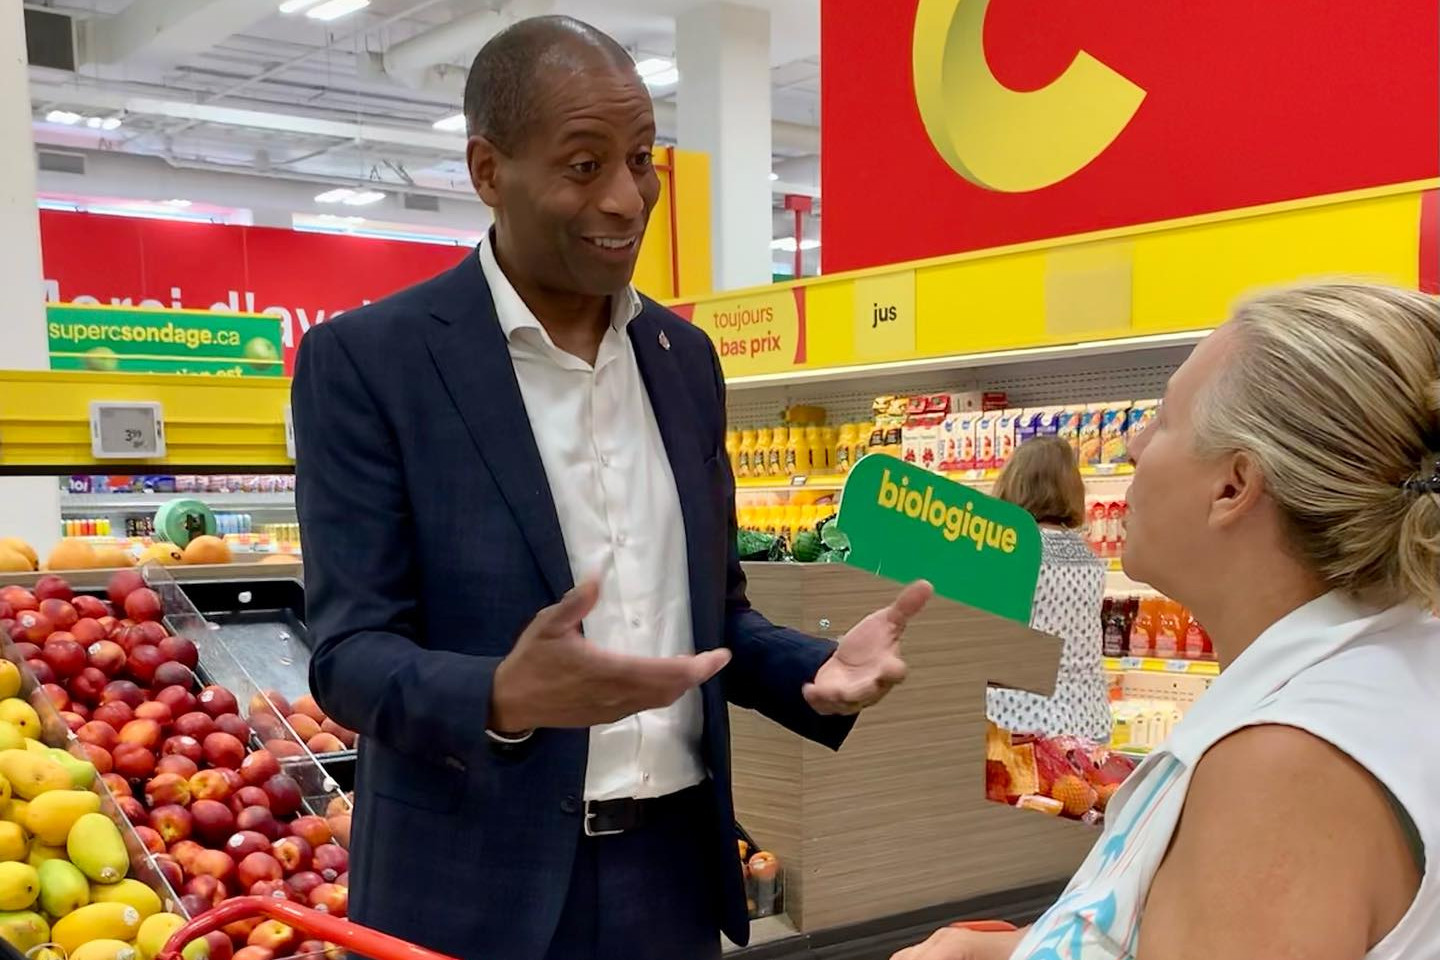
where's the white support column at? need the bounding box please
[675,2,774,291]
[0,3,61,560]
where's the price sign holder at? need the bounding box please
[284,405,297,461]
[89,401,166,460]
[789,475,808,487]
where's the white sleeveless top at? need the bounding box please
[1012,592,1440,960]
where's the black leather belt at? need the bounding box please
[583,783,706,837]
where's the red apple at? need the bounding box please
[76,720,119,752]
[218,768,244,795]
[96,615,119,637]
[135,700,174,727]
[248,714,287,743]
[247,919,298,954]
[157,635,199,669]
[100,773,130,797]
[240,750,281,788]
[191,849,236,887]
[33,576,74,603]
[41,638,85,679]
[111,742,154,779]
[295,941,328,960]
[202,732,246,769]
[185,873,227,907]
[14,611,53,644]
[69,666,109,704]
[133,825,165,855]
[172,711,216,741]
[249,691,292,719]
[286,871,323,899]
[230,786,271,813]
[152,661,195,691]
[78,742,113,774]
[118,718,162,751]
[151,804,194,844]
[125,646,166,686]
[198,685,239,717]
[0,592,35,616]
[290,695,326,724]
[11,642,40,662]
[249,878,293,902]
[85,640,127,677]
[288,817,332,849]
[308,883,348,917]
[24,659,54,685]
[58,711,85,733]
[261,774,302,818]
[101,680,145,709]
[306,733,346,754]
[137,620,169,645]
[286,715,321,741]
[38,683,69,712]
[333,872,349,889]
[156,755,199,781]
[72,595,109,620]
[116,795,148,827]
[38,598,78,631]
[155,685,198,717]
[233,948,274,960]
[71,618,106,645]
[145,773,192,808]
[160,733,201,762]
[237,851,283,890]
[271,836,312,875]
[264,739,305,760]
[70,702,90,722]
[234,806,283,842]
[202,932,233,960]
[106,569,145,607]
[311,845,348,883]
[215,713,250,740]
[115,625,150,654]
[225,830,271,863]
[152,853,184,892]
[192,798,236,843]
[91,700,134,731]
[189,769,233,803]
[169,839,205,873]
[124,588,163,623]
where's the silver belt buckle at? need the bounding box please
[583,801,626,837]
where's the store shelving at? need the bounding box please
[61,491,296,511]
[1103,656,1219,677]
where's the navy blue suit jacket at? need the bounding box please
[292,251,853,959]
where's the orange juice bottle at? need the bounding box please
[834,424,855,473]
[767,427,788,477]
[725,430,740,475]
[785,426,809,476]
[1154,600,1184,659]
[1129,597,1159,657]
[853,422,872,463]
[813,426,833,472]
[736,429,757,479]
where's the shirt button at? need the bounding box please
[615,533,627,546]
[560,795,580,815]
[630,615,641,628]
[600,454,612,467]
[642,772,651,784]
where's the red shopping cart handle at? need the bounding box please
[949,920,1019,933]
[158,896,462,960]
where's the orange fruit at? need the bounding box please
[1050,774,1098,818]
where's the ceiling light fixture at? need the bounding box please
[304,0,370,21]
[45,110,82,125]
[643,68,680,88]
[162,199,193,208]
[768,172,779,181]
[432,114,467,133]
[314,187,386,206]
[278,0,325,12]
[634,57,673,79]
[769,237,821,252]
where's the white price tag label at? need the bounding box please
[284,405,296,461]
[1164,659,1191,673]
[89,402,165,460]
[1120,656,1143,670]
[789,475,808,487]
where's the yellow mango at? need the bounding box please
[31,948,63,960]
[66,812,128,884]
[0,751,71,800]
[26,842,66,869]
[0,910,49,952]
[25,789,101,845]
[52,902,142,955]
[136,912,188,960]
[0,722,23,754]
[0,862,39,911]
[47,749,96,789]
[89,877,161,920]
[0,701,40,740]
[70,939,138,960]
[0,664,20,702]
[5,799,27,825]
[38,858,88,918]
[0,822,24,862]
[22,739,47,757]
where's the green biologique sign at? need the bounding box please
[838,454,1042,623]
[47,303,283,377]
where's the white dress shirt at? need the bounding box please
[478,237,705,802]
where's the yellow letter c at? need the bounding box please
[913,0,1146,193]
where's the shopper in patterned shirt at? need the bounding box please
[985,435,1111,744]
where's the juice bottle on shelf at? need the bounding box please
[725,430,740,475]
[1105,501,1127,559]
[789,506,809,543]
[785,426,808,476]
[834,424,856,474]
[767,427,788,477]
[1102,598,1128,657]
[744,429,767,480]
[1087,501,1108,556]
[1154,599,1184,659]
[799,505,819,535]
[762,506,783,537]
[1129,597,1159,658]
[818,426,837,472]
[854,422,873,464]
[806,426,826,472]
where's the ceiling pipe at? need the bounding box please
[374,6,516,89]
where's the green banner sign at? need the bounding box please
[837,454,1042,623]
[47,303,283,378]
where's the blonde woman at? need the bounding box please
[986,435,1111,744]
[897,283,1439,960]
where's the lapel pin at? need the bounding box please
[658,330,671,351]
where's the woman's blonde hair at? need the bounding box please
[993,434,1087,528]
[1193,282,1440,609]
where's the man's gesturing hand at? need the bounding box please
[489,579,732,733]
[803,580,933,716]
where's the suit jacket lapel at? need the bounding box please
[421,255,573,601]
[629,312,720,652]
